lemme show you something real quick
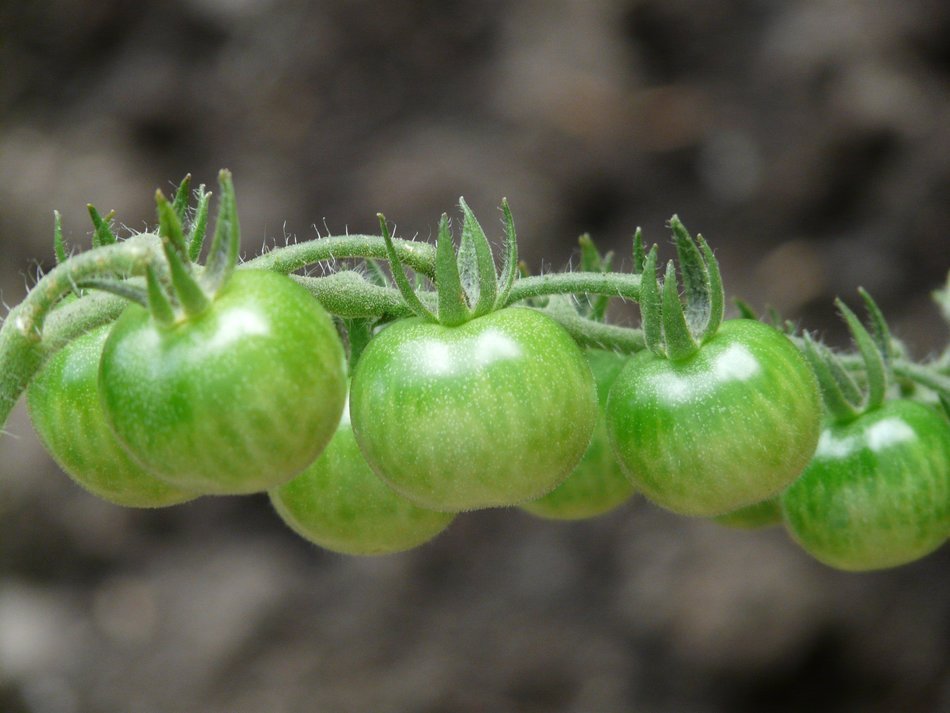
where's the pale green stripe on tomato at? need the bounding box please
[99,270,347,495]
[713,497,782,529]
[520,349,636,520]
[350,308,598,512]
[28,326,196,508]
[606,319,822,517]
[781,400,950,571]
[270,399,454,555]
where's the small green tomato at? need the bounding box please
[713,498,783,529]
[520,349,636,520]
[98,270,347,495]
[28,325,196,508]
[349,307,598,512]
[781,400,950,571]
[270,394,454,555]
[606,319,822,517]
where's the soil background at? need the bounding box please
[1,2,948,712]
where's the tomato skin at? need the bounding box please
[269,393,454,555]
[606,319,822,517]
[713,498,782,529]
[781,400,950,571]
[99,270,347,495]
[27,326,196,508]
[349,307,597,512]
[520,349,636,520]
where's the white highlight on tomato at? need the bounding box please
[207,308,269,350]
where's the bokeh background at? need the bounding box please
[1,1,948,711]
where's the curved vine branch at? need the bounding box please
[0,236,160,428]
[245,235,438,278]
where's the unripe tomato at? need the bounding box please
[28,325,196,508]
[349,308,598,512]
[99,270,347,495]
[520,349,636,520]
[713,498,782,529]
[781,400,949,571]
[270,393,454,555]
[606,319,822,517]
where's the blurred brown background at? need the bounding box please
[1,2,948,712]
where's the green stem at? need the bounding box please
[505,272,641,306]
[539,309,645,353]
[826,349,950,402]
[890,361,950,399]
[41,291,131,354]
[245,235,438,278]
[291,273,414,319]
[0,236,160,429]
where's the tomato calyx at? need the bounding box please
[801,289,897,425]
[378,198,518,326]
[639,216,725,362]
[75,170,240,329]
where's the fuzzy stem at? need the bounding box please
[291,273,415,319]
[0,236,160,428]
[245,235,438,278]
[539,309,645,353]
[889,361,950,400]
[504,272,641,305]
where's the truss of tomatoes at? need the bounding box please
[19,179,950,570]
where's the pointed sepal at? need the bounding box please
[939,394,950,421]
[76,279,149,308]
[146,265,177,327]
[162,233,210,317]
[364,259,391,288]
[494,198,519,310]
[639,245,664,357]
[734,297,757,320]
[435,214,470,326]
[857,288,895,366]
[632,228,646,275]
[697,233,724,340]
[661,259,700,361]
[579,233,602,273]
[171,174,192,225]
[576,233,613,321]
[801,332,860,423]
[88,205,117,247]
[378,213,436,321]
[458,198,497,318]
[836,297,887,413]
[156,190,189,260]
[670,215,710,338]
[53,211,67,265]
[187,184,211,262]
[202,170,241,295]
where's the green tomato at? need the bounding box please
[27,325,196,508]
[713,497,782,529]
[349,307,598,512]
[781,400,950,571]
[269,391,455,555]
[606,319,822,517]
[520,349,636,520]
[99,269,347,495]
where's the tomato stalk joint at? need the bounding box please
[378,197,519,326]
[639,216,725,362]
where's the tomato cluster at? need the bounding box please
[10,175,949,570]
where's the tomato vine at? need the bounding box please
[1,171,947,571]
